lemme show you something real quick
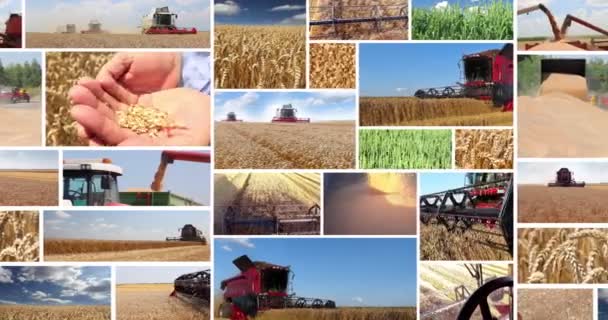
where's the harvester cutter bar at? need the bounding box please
[174,292,210,312]
[310,4,407,32]
[222,204,321,235]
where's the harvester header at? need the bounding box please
[548,168,585,187]
[170,269,210,311]
[142,6,197,34]
[271,104,310,123]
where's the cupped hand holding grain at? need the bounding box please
[97,52,181,95]
[69,78,210,146]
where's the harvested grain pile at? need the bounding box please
[359,97,509,126]
[529,41,586,51]
[455,129,513,169]
[310,43,356,88]
[519,228,608,283]
[46,52,113,146]
[539,73,588,100]
[116,105,184,137]
[215,25,305,89]
[518,289,593,320]
[0,211,39,262]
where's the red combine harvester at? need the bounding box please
[548,168,586,187]
[271,104,310,123]
[222,112,243,122]
[414,44,514,112]
[219,255,335,320]
[518,4,608,50]
[420,173,514,255]
[142,6,197,35]
[0,13,21,48]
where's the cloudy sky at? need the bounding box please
[0,151,57,170]
[518,0,608,37]
[26,0,210,33]
[215,0,305,25]
[214,91,356,122]
[63,150,210,205]
[44,210,209,241]
[117,266,208,284]
[0,267,110,306]
[519,161,608,184]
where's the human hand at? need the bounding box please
[96,52,182,95]
[68,78,210,146]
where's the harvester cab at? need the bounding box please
[141,6,197,34]
[271,104,310,123]
[548,168,586,187]
[63,159,123,206]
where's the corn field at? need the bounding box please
[359,97,511,126]
[46,52,113,146]
[359,129,452,169]
[456,129,513,169]
[215,25,306,89]
[310,43,356,88]
[519,228,608,284]
[412,0,512,40]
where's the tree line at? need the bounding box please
[0,59,42,88]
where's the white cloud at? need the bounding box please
[31,290,72,304]
[226,238,255,248]
[222,245,233,252]
[31,291,47,299]
[352,296,364,304]
[434,1,448,9]
[587,0,608,6]
[215,0,240,16]
[216,92,259,121]
[0,268,12,283]
[280,13,306,25]
[55,211,71,219]
[270,4,305,11]
[0,299,17,305]
[89,223,118,229]
[18,267,111,302]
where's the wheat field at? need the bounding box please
[235,308,416,320]
[118,284,209,320]
[518,289,593,320]
[359,97,511,126]
[215,25,305,89]
[455,129,513,169]
[45,239,203,254]
[421,224,510,261]
[519,228,608,284]
[310,43,356,88]
[0,211,39,262]
[0,305,110,320]
[46,52,113,146]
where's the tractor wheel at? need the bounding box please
[295,298,306,308]
[312,299,323,308]
[414,89,426,99]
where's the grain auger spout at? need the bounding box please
[150,151,211,191]
[517,4,562,41]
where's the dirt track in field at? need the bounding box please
[0,100,42,146]
[46,246,208,262]
[27,32,210,48]
[518,185,608,222]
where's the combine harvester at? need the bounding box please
[141,7,197,35]
[81,20,104,34]
[309,3,408,36]
[166,224,207,244]
[420,173,514,255]
[170,269,210,312]
[222,112,243,122]
[223,203,320,235]
[414,43,514,111]
[547,168,586,187]
[271,104,310,123]
[0,13,21,48]
[219,255,335,320]
[518,4,608,50]
[421,263,513,320]
[63,151,210,206]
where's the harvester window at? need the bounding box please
[156,14,173,27]
[465,58,492,82]
[261,269,289,293]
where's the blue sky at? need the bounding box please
[519,161,608,184]
[215,0,305,25]
[0,267,110,306]
[214,91,356,122]
[0,52,41,66]
[518,0,608,37]
[63,151,210,205]
[359,43,507,97]
[26,0,210,33]
[0,150,57,169]
[414,0,512,9]
[44,210,209,241]
[214,238,417,307]
[420,173,467,194]
[117,266,209,284]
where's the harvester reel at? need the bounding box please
[456,277,513,320]
[312,299,323,308]
[295,298,306,308]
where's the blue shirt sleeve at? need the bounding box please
[181,52,211,95]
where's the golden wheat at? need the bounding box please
[518,289,593,320]
[455,129,513,169]
[44,239,203,255]
[46,52,113,146]
[519,228,608,283]
[0,305,110,320]
[214,25,305,89]
[420,224,510,260]
[310,43,356,88]
[0,211,39,262]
